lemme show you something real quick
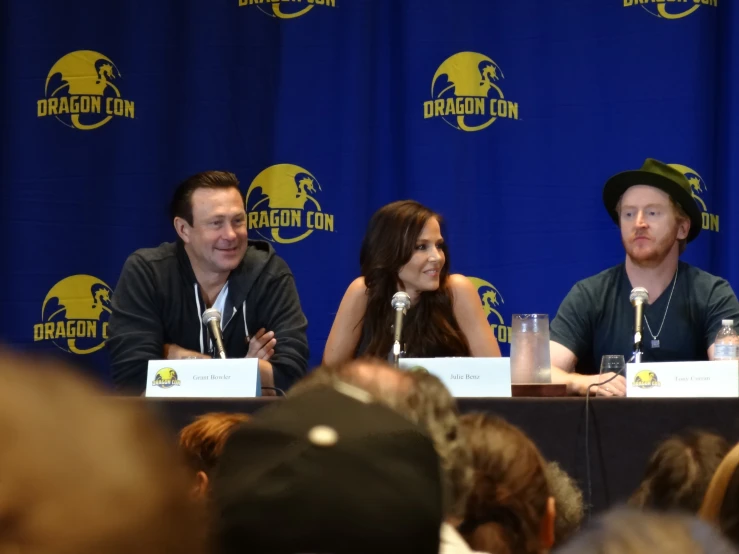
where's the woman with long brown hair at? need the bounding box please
[323,200,501,366]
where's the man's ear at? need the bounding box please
[192,470,209,498]
[174,216,191,243]
[677,217,690,241]
[539,496,556,550]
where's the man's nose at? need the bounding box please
[223,223,237,240]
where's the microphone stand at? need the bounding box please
[390,292,411,369]
[392,342,401,369]
[633,332,643,364]
[630,289,648,365]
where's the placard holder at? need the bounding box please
[626,360,739,398]
[145,358,261,398]
[398,358,512,397]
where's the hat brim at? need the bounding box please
[603,170,702,243]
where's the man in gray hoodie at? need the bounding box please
[107,170,309,395]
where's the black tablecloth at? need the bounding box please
[138,397,739,514]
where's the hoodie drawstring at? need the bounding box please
[194,283,205,354]
[242,300,250,343]
[194,284,248,354]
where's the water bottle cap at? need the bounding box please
[722,319,734,326]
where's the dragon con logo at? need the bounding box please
[623,0,717,19]
[245,164,335,244]
[669,164,719,232]
[153,368,181,389]
[467,277,513,344]
[37,51,134,130]
[633,370,661,389]
[33,275,113,354]
[239,0,336,18]
[424,52,520,132]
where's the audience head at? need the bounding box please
[212,384,444,554]
[404,369,473,521]
[557,507,738,554]
[545,461,584,547]
[630,429,729,513]
[699,442,739,546]
[289,361,473,521]
[458,413,554,554]
[0,350,207,554]
[179,412,250,496]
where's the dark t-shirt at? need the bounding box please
[550,262,739,375]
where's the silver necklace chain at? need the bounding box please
[643,266,679,340]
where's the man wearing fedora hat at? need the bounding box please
[549,159,739,396]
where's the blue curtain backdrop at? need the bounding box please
[0,0,733,382]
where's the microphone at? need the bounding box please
[391,292,411,367]
[201,308,227,360]
[629,287,649,363]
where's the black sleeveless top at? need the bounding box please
[354,318,467,360]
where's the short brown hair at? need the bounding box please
[179,412,250,474]
[458,414,550,554]
[0,349,207,554]
[170,170,242,225]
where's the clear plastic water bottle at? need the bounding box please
[714,320,739,361]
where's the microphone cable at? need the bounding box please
[583,354,633,518]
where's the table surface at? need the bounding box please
[133,396,739,514]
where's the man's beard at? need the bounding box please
[622,229,679,268]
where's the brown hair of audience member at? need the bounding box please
[0,349,207,554]
[404,369,473,521]
[545,461,584,547]
[359,200,470,358]
[288,361,473,521]
[458,413,555,554]
[288,358,413,413]
[630,429,730,513]
[699,442,739,546]
[179,412,251,496]
[557,507,738,554]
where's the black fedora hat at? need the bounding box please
[602,158,702,243]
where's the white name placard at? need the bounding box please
[145,359,260,398]
[398,357,512,397]
[626,360,739,398]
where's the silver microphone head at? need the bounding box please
[391,291,411,311]
[201,308,222,325]
[629,287,649,306]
